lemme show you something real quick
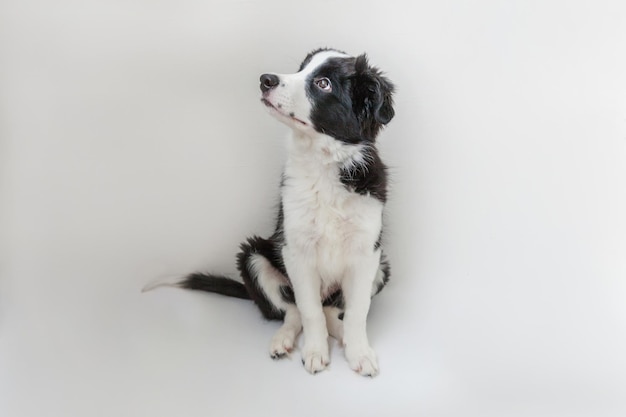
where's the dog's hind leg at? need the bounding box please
[324,306,344,345]
[270,304,302,359]
[237,236,291,320]
[238,236,302,358]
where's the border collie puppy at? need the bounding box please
[146,48,395,376]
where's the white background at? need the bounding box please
[1,1,625,416]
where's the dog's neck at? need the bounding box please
[286,130,367,168]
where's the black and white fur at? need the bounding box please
[144,48,395,376]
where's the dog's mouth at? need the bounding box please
[261,98,308,126]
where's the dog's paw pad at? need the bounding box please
[346,345,379,377]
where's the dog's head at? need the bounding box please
[260,48,395,144]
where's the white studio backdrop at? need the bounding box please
[1,1,625,416]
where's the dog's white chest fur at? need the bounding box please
[281,132,383,290]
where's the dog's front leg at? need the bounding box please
[283,250,329,374]
[342,252,381,377]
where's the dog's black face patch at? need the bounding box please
[304,54,395,144]
[306,57,362,143]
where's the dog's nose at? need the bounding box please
[260,74,280,93]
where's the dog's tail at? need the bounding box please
[142,272,251,300]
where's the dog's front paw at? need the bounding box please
[301,342,329,374]
[345,344,379,377]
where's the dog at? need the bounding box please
[144,48,395,376]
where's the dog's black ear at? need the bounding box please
[374,76,395,125]
[352,54,395,135]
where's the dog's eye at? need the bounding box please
[315,77,332,92]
